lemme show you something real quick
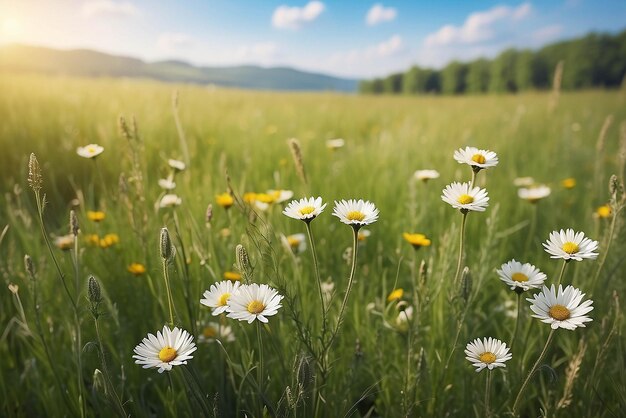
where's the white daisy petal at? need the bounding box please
[283,197,327,221]
[526,284,593,330]
[453,146,498,170]
[465,337,511,372]
[332,199,379,227]
[441,182,489,212]
[226,283,283,324]
[542,228,599,261]
[133,325,196,373]
[200,281,241,316]
[77,144,104,159]
[496,259,547,292]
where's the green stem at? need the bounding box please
[453,212,468,283]
[94,316,127,417]
[523,204,538,257]
[512,329,556,414]
[509,293,522,353]
[257,322,265,415]
[555,259,568,287]
[485,371,492,418]
[162,258,175,327]
[328,226,360,349]
[305,221,327,331]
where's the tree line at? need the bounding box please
[359,30,626,95]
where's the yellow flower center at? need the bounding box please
[247,300,266,314]
[287,236,301,248]
[218,293,231,306]
[347,211,365,221]
[562,242,579,254]
[549,304,571,321]
[299,206,315,215]
[202,327,217,339]
[158,346,177,363]
[512,272,528,282]
[479,352,496,364]
[87,146,96,154]
[471,154,486,164]
[457,194,474,205]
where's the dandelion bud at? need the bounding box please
[24,254,35,277]
[70,210,79,236]
[205,203,213,224]
[88,276,102,304]
[235,244,252,280]
[160,227,173,260]
[460,267,472,302]
[28,153,43,192]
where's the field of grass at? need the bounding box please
[1,73,625,417]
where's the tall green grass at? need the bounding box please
[1,73,625,417]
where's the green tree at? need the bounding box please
[489,49,518,92]
[466,58,490,93]
[441,61,468,94]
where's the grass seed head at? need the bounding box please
[28,153,43,192]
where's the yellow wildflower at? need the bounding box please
[403,232,432,249]
[128,263,146,276]
[216,193,234,209]
[99,233,119,248]
[596,205,611,219]
[561,178,576,189]
[223,271,242,281]
[387,288,404,302]
[87,211,106,222]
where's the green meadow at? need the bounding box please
[1,73,625,417]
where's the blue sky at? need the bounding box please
[0,0,624,78]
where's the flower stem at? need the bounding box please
[509,293,522,353]
[162,258,175,327]
[485,371,493,418]
[555,259,568,287]
[454,212,468,283]
[256,322,265,415]
[305,221,327,333]
[328,226,360,348]
[512,328,556,414]
[523,204,538,257]
[590,209,619,294]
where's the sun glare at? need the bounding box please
[1,18,22,42]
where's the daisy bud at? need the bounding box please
[70,210,79,236]
[24,254,35,277]
[88,276,102,304]
[160,227,173,261]
[28,153,43,192]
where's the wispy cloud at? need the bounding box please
[532,24,563,42]
[424,2,531,46]
[331,34,404,63]
[81,1,139,18]
[366,4,397,26]
[272,1,325,30]
[157,32,195,50]
[235,42,279,64]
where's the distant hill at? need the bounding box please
[0,44,359,92]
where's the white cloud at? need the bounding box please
[424,2,532,47]
[81,1,139,18]
[366,4,397,26]
[272,1,325,30]
[532,24,563,42]
[331,34,404,64]
[157,33,195,50]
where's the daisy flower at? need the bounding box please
[497,259,547,292]
[77,144,104,159]
[197,322,235,344]
[357,229,371,242]
[414,169,440,182]
[282,233,307,254]
[159,194,182,208]
[54,234,75,251]
[200,280,241,315]
[283,197,326,221]
[441,182,489,212]
[453,146,498,171]
[326,138,345,150]
[268,189,294,204]
[132,325,197,373]
[332,199,379,228]
[542,229,599,261]
[168,159,186,171]
[226,283,283,324]
[518,185,551,203]
[158,178,177,190]
[402,232,431,249]
[527,284,593,330]
[513,177,535,187]
[465,337,512,372]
